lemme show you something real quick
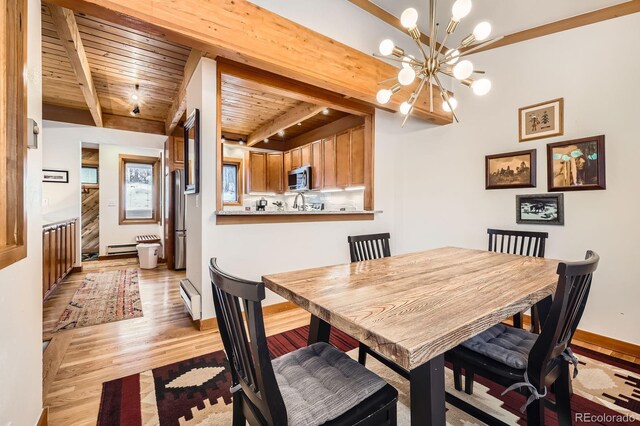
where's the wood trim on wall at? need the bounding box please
[0,0,28,271]
[222,157,243,206]
[118,154,161,225]
[37,407,49,426]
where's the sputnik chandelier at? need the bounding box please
[375,0,503,125]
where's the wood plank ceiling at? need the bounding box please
[41,2,190,128]
[220,74,349,144]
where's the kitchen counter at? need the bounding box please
[215,210,381,224]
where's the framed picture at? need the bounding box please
[485,149,536,190]
[43,169,69,183]
[516,193,564,225]
[547,135,605,192]
[183,108,200,194]
[519,98,564,142]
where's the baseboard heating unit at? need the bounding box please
[179,279,201,320]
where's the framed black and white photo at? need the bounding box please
[516,193,564,225]
[43,169,69,183]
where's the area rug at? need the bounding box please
[54,269,143,332]
[97,325,639,425]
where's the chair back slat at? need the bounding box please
[487,228,549,258]
[347,233,391,262]
[209,259,287,425]
[527,251,599,386]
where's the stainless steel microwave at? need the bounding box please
[288,166,312,192]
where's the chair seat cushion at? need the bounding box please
[461,324,537,369]
[272,342,387,426]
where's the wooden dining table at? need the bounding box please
[262,247,560,426]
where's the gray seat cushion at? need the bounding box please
[461,324,537,369]
[272,342,386,425]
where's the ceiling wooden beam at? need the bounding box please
[247,104,325,146]
[346,0,444,52]
[165,48,203,135]
[44,0,452,125]
[48,4,103,127]
[463,1,640,54]
[43,104,165,135]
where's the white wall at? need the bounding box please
[99,144,164,256]
[392,14,640,345]
[0,0,44,424]
[43,121,166,256]
[42,137,82,265]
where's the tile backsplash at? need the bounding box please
[223,189,365,212]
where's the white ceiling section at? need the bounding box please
[370,0,629,47]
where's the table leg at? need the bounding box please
[308,315,331,345]
[410,354,446,426]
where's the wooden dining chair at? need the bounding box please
[347,233,394,369]
[347,233,391,262]
[209,258,398,426]
[488,228,550,331]
[449,251,599,426]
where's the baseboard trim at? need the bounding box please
[520,314,640,358]
[37,407,48,426]
[98,253,138,261]
[71,266,83,273]
[195,301,298,331]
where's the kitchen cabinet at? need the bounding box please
[335,130,350,187]
[283,151,291,190]
[350,126,365,186]
[311,140,323,190]
[322,136,337,188]
[267,152,284,194]
[301,145,312,167]
[246,151,267,193]
[173,135,184,165]
[291,147,302,169]
[43,218,77,300]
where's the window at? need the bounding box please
[81,166,99,185]
[0,0,27,270]
[119,154,160,224]
[222,158,243,206]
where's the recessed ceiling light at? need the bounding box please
[263,138,269,143]
[322,108,330,115]
[277,130,285,137]
[297,122,302,126]
[131,94,139,101]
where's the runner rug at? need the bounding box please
[54,269,142,332]
[98,325,639,425]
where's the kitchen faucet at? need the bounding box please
[292,192,306,211]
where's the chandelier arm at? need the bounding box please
[373,53,420,65]
[435,32,450,59]
[456,36,505,58]
[412,37,430,62]
[401,77,428,127]
[433,73,459,123]
[429,0,437,60]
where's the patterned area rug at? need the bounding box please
[98,326,639,425]
[54,269,142,332]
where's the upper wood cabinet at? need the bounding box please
[311,140,323,190]
[350,126,365,186]
[283,151,292,190]
[266,152,284,194]
[301,145,312,167]
[246,151,267,193]
[291,147,302,170]
[335,130,350,188]
[322,136,337,188]
[173,136,185,165]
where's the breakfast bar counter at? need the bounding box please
[215,210,382,224]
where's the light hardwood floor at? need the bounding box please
[42,259,310,425]
[42,259,637,425]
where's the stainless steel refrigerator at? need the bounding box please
[173,169,186,270]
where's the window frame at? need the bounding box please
[0,0,28,270]
[118,154,161,225]
[222,157,243,206]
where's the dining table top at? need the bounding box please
[262,246,560,370]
